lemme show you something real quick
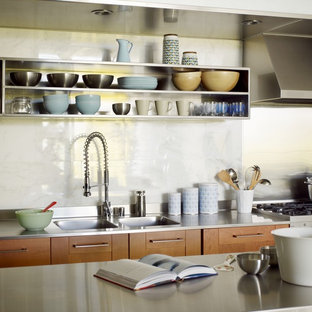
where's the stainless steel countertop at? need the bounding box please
[0,253,311,312]
[0,209,289,239]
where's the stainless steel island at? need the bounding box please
[0,254,311,312]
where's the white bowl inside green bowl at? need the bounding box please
[15,209,54,231]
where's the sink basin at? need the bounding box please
[54,219,118,231]
[118,216,179,227]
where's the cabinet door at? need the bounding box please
[218,225,276,253]
[203,228,219,254]
[51,234,128,264]
[0,238,50,268]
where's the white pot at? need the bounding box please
[272,227,312,286]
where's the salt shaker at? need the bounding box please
[162,34,179,65]
[136,190,146,217]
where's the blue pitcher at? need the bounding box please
[116,39,133,62]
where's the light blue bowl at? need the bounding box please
[43,94,69,114]
[75,94,101,114]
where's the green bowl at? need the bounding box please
[15,209,53,231]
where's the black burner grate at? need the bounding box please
[256,202,312,216]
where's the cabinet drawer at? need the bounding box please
[51,234,128,264]
[219,225,276,253]
[146,231,186,257]
[0,238,50,268]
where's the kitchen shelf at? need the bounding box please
[0,57,250,119]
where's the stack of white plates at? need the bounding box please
[117,76,158,90]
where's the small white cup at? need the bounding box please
[176,101,193,116]
[236,190,254,213]
[155,100,173,115]
[168,192,181,215]
[135,100,153,115]
[182,187,198,215]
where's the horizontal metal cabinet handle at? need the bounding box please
[233,233,264,238]
[73,243,109,248]
[149,238,184,243]
[0,248,28,254]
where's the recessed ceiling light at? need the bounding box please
[91,9,113,16]
[242,19,262,26]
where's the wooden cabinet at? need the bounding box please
[129,229,201,259]
[0,238,50,268]
[51,234,128,264]
[203,224,289,254]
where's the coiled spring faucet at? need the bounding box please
[83,132,111,218]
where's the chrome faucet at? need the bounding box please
[83,132,111,218]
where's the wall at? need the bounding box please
[0,27,243,209]
[243,105,312,201]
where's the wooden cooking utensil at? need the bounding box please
[217,170,240,190]
[248,167,261,190]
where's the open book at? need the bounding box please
[94,254,217,291]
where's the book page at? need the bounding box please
[95,259,176,290]
[139,254,217,279]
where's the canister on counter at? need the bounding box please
[182,187,198,215]
[199,183,218,214]
[168,192,181,215]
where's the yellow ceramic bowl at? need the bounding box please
[15,209,53,231]
[201,70,240,91]
[172,71,201,91]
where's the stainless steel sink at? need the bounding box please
[118,216,179,227]
[54,218,118,231]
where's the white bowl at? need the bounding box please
[272,227,312,286]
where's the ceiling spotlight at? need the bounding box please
[242,19,262,26]
[91,9,113,16]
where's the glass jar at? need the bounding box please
[11,97,31,114]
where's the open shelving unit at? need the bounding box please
[0,58,250,120]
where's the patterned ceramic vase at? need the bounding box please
[182,51,198,65]
[162,34,179,65]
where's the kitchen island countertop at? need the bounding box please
[0,253,311,312]
[0,210,289,239]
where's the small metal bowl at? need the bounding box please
[237,253,270,275]
[47,73,79,88]
[260,246,278,266]
[112,103,131,115]
[10,71,42,86]
[83,74,114,88]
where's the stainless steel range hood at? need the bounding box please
[244,24,312,104]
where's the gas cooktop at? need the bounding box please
[256,201,312,216]
[254,200,312,227]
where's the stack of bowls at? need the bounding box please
[75,94,101,114]
[117,76,158,90]
[43,94,69,114]
[10,71,42,86]
[83,74,114,88]
[172,71,201,91]
[201,70,240,91]
[47,73,79,88]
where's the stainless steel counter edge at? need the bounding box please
[0,209,290,239]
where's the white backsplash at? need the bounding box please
[0,27,243,209]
